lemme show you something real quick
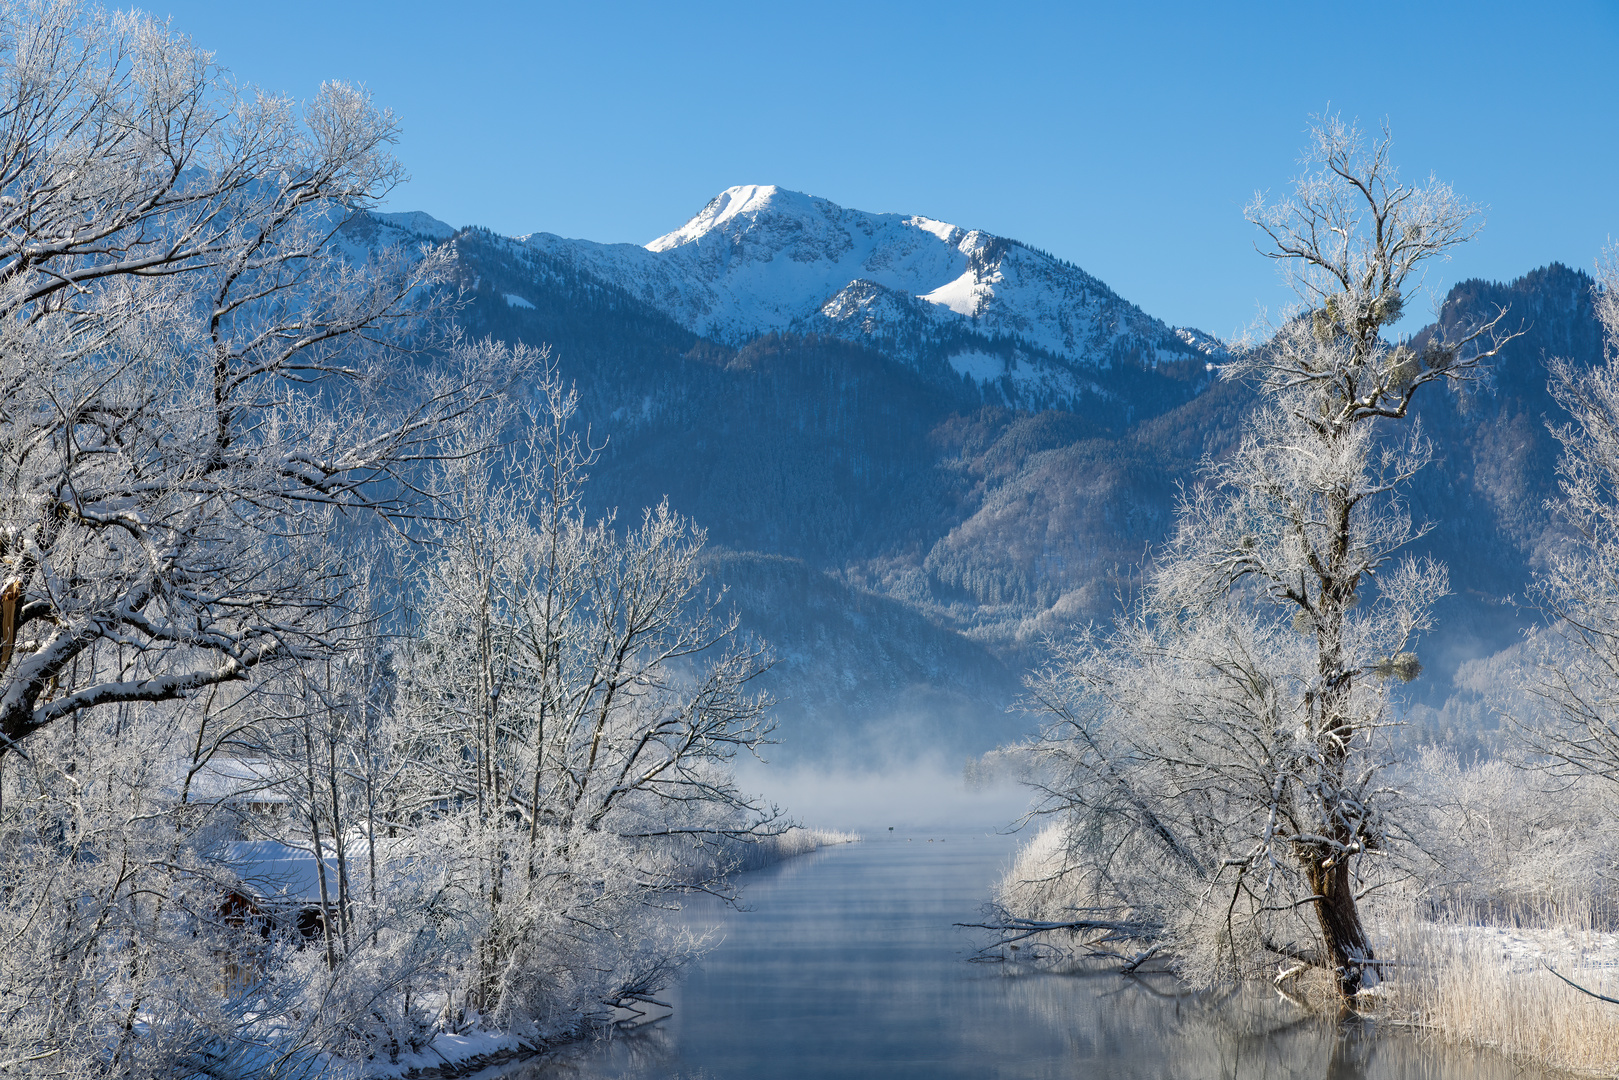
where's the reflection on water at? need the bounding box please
[500,831,1544,1080]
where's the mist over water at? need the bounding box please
[738,757,1033,834]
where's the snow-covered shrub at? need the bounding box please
[0,704,332,1079]
[321,372,782,1051]
[1400,748,1619,926]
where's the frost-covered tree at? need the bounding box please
[1005,118,1512,995]
[0,1,510,759]
[388,370,779,1027]
[0,294,773,1076]
[0,6,536,1073]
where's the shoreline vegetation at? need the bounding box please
[991,753,1619,1077]
[724,827,863,872]
[968,115,1619,1080]
[1381,920,1619,1077]
[369,827,860,1080]
[993,879,1619,1078]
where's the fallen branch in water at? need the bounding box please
[958,913,1163,964]
[1120,944,1161,972]
[957,916,1159,943]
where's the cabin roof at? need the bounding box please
[221,840,331,906]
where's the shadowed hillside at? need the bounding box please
[423,214,1606,754]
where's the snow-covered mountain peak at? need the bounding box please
[905,215,964,245]
[648,184,806,251]
[486,186,1223,408]
[647,185,971,260]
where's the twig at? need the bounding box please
[1542,961,1619,1005]
[956,917,1158,940]
[1120,945,1161,973]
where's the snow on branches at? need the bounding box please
[0,2,513,757]
[1005,117,1515,996]
[0,6,780,1075]
[1520,252,1619,788]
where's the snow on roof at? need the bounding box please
[223,840,331,906]
[219,836,426,907]
[187,758,288,805]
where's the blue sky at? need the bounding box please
[152,1,1619,340]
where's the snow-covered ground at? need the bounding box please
[368,1029,529,1079]
[1445,923,1619,975]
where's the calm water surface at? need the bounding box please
[503,829,1546,1080]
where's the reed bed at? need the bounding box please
[727,827,861,872]
[1376,914,1619,1076]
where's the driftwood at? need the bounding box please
[962,915,1340,980]
[957,914,1162,965]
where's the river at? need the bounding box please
[497,822,1545,1080]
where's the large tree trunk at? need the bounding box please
[1309,555,1376,996]
[1304,847,1374,995]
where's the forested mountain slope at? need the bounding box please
[350,205,1603,758]
[1400,264,1606,678]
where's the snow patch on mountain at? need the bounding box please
[334,208,457,270]
[1174,326,1226,357]
[922,267,990,317]
[814,279,922,332]
[370,210,457,241]
[907,215,963,245]
[646,183,786,252]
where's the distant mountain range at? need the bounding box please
[346,191,1607,763]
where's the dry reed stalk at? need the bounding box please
[1373,917,1619,1076]
[730,827,860,871]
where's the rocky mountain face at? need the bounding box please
[349,198,1605,762]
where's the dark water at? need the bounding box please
[503,829,1545,1080]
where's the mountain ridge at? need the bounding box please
[504,184,1223,413]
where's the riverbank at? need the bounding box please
[726,826,861,871]
[498,829,1554,1080]
[370,1031,542,1080]
[1375,921,1619,1077]
[366,827,859,1079]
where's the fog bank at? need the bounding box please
[738,757,1033,834]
